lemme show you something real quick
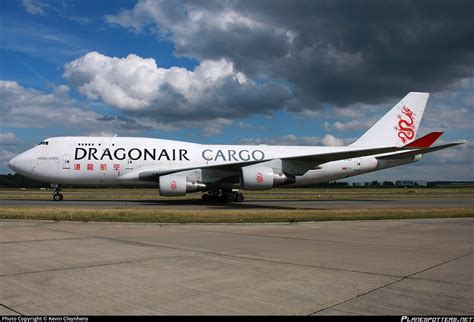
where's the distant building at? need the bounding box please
[395,180,427,187]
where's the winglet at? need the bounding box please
[405,132,443,148]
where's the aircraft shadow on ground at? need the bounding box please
[1,198,396,211]
[132,198,396,210]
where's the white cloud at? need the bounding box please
[0,132,21,146]
[240,134,350,146]
[237,121,266,131]
[86,131,117,137]
[0,80,170,134]
[63,51,291,125]
[106,0,294,52]
[322,134,344,146]
[422,142,472,165]
[0,149,17,172]
[64,51,242,111]
[0,149,16,161]
[0,80,102,129]
[22,0,48,16]
[105,0,474,111]
[325,119,374,132]
[423,105,472,131]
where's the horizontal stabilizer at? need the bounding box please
[376,141,466,160]
[406,132,443,148]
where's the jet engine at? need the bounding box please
[159,175,206,196]
[240,166,295,190]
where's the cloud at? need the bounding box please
[0,80,101,129]
[63,51,291,123]
[0,149,17,170]
[0,80,160,134]
[0,79,248,137]
[106,0,474,109]
[240,134,351,146]
[22,0,49,16]
[422,142,472,165]
[0,132,22,146]
[324,119,375,133]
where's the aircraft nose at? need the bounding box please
[8,155,19,172]
[8,152,31,174]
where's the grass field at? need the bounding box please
[1,207,473,223]
[0,187,473,223]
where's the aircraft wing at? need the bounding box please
[135,144,419,181]
[280,145,415,164]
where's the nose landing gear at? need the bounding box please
[51,184,63,201]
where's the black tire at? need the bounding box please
[202,194,210,202]
[218,194,228,203]
[226,193,236,202]
[236,193,244,202]
[53,193,63,201]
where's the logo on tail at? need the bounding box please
[394,105,416,144]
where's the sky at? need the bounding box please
[0,0,473,181]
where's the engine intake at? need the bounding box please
[159,175,206,196]
[240,166,294,190]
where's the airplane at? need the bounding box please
[8,92,465,202]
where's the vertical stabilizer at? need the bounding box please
[351,92,430,147]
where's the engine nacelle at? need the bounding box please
[240,166,294,190]
[159,175,206,196]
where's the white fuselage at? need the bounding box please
[9,136,419,188]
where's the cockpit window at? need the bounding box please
[37,141,49,145]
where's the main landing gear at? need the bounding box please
[51,184,63,201]
[201,190,244,203]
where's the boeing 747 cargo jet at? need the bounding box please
[8,92,465,202]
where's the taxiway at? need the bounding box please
[0,197,472,210]
[1,218,473,315]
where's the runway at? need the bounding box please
[1,218,473,315]
[0,197,472,210]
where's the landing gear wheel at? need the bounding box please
[236,193,244,202]
[202,190,245,203]
[226,192,236,202]
[51,184,63,201]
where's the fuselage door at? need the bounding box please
[62,155,71,169]
[125,159,134,171]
